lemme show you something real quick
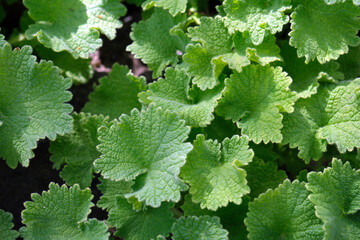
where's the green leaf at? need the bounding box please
[0,33,5,47]
[181,134,253,210]
[127,8,187,78]
[24,0,126,58]
[142,0,188,16]
[338,45,360,80]
[97,177,133,211]
[49,113,109,188]
[108,197,174,240]
[95,104,192,207]
[223,0,291,45]
[245,180,324,240]
[307,159,360,239]
[139,67,223,127]
[324,0,360,5]
[0,209,19,240]
[20,183,109,240]
[82,64,146,119]
[244,158,287,199]
[289,0,360,63]
[172,216,229,240]
[216,64,297,144]
[280,40,343,98]
[282,79,360,163]
[0,44,73,168]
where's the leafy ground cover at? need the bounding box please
[0,0,360,239]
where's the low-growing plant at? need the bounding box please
[0,0,360,239]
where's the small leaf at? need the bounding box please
[0,209,19,240]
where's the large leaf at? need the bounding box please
[0,44,73,168]
[142,0,188,16]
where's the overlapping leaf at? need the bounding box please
[20,183,108,240]
[49,113,109,188]
[142,0,188,16]
[127,8,188,77]
[245,180,324,240]
[82,64,146,119]
[217,64,297,144]
[307,159,360,239]
[282,79,360,163]
[0,210,18,240]
[0,44,73,168]
[324,0,360,5]
[95,104,192,207]
[172,216,229,240]
[139,67,222,127]
[223,0,291,45]
[338,45,360,80]
[290,0,360,63]
[181,134,253,210]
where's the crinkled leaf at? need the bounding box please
[338,45,360,80]
[223,0,291,45]
[217,64,296,144]
[139,67,222,127]
[24,0,126,58]
[245,180,324,240]
[282,79,360,163]
[97,177,133,211]
[289,0,360,63]
[20,183,109,240]
[142,0,187,16]
[182,194,250,240]
[172,216,229,240]
[280,40,343,98]
[108,197,174,240]
[244,158,287,198]
[95,104,192,207]
[0,210,19,240]
[49,113,109,188]
[127,8,187,78]
[307,159,360,239]
[181,134,253,210]
[82,64,146,119]
[324,0,360,5]
[0,44,73,168]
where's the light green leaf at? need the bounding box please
[0,44,73,168]
[127,8,187,78]
[181,134,253,210]
[307,159,360,239]
[0,209,19,240]
[0,33,5,47]
[223,0,291,45]
[289,0,360,63]
[216,64,297,144]
[142,0,187,16]
[49,113,109,188]
[139,67,223,127]
[282,79,360,163]
[24,0,126,58]
[245,180,324,240]
[108,197,174,240]
[20,183,109,240]
[172,216,229,240]
[280,40,343,98]
[324,0,360,5]
[95,104,192,207]
[82,64,146,119]
[244,158,287,198]
[338,45,360,80]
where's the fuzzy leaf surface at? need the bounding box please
[282,80,360,163]
[0,210,18,240]
[217,65,296,144]
[307,159,360,239]
[181,134,253,210]
[95,104,192,207]
[0,44,73,168]
[290,0,360,63]
[223,0,291,45]
[324,0,360,5]
[172,216,229,240]
[142,0,187,16]
[82,64,146,119]
[139,67,222,127]
[24,0,126,58]
[245,180,324,240]
[20,183,108,240]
